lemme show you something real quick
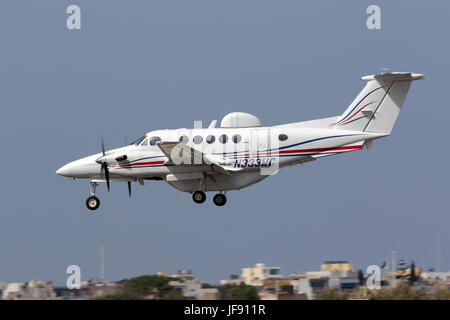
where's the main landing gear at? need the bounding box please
[192,191,227,206]
[192,191,206,204]
[213,193,227,206]
[86,182,100,210]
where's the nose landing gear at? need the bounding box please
[86,195,100,210]
[86,182,100,210]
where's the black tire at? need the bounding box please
[86,196,100,210]
[213,194,227,206]
[192,191,206,204]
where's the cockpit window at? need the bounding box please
[149,136,161,146]
[139,138,149,146]
[131,135,146,145]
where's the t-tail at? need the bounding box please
[334,69,424,134]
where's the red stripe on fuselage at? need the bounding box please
[223,145,362,158]
[114,160,165,168]
[278,145,362,154]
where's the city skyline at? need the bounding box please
[0,1,448,286]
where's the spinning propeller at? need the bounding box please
[97,136,131,196]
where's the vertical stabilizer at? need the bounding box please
[334,71,424,134]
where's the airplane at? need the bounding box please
[56,69,423,210]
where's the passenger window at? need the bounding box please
[278,134,288,141]
[219,134,228,144]
[179,135,189,144]
[149,136,161,146]
[232,134,241,143]
[193,135,203,144]
[206,135,215,144]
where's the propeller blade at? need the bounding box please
[102,162,110,192]
[99,136,110,191]
[127,181,131,197]
[101,135,106,156]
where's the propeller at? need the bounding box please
[98,135,131,196]
[124,136,131,196]
[102,162,110,192]
[100,135,110,192]
[101,135,106,156]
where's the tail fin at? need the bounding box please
[334,70,424,134]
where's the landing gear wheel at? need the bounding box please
[192,191,206,204]
[213,193,227,206]
[86,196,100,210]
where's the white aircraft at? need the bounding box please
[57,70,423,210]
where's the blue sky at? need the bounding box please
[0,0,448,285]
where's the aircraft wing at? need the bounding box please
[157,142,233,175]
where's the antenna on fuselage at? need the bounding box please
[208,120,217,128]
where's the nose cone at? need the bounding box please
[56,153,103,178]
[56,166,67,177]
[56,164,71,177]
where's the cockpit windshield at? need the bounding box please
[131,135,147,145]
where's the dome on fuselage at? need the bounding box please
[220,112,262,128]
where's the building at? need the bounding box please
[54,280,119,300]
[320,261,354,273]
[159,270,220,300]
[421,271,450,283]
[242,263,282,286]
[53,287,87,300]
[305,261,358,285]
[220,276,244,286]
[169,278,220,300]
[294,261,360,299]
[24,280,56,299]
[262,278,299,294]
[220,263,283,287]
[158,269,195,281]
[200,288,221,300]
[82,280,120,299]
[259,292,307,300]
[1,282,26,300]
[1,280,57,300]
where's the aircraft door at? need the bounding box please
[249,128,270,155]
[248,128,278,175]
